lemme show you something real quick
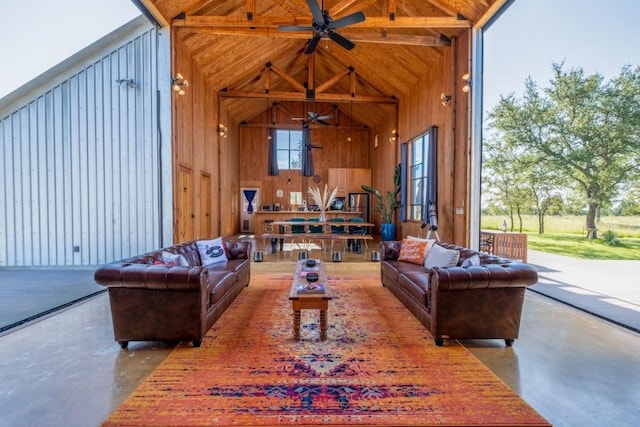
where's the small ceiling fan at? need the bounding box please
[293,111,334,126]
[278,0,366,54]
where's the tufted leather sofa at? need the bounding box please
[380,241,538,346]
[94,239,251,349]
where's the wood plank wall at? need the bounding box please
[380,31,471,246]
[238,102,370,209]
[171,30,472,245]
[172,31,229,242]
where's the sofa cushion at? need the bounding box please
[424,244,460,271]
[398,271,429,307]
[461,254,481,267]
[197,238,228,266]
[208,271,236,305]
[398,239,427,265]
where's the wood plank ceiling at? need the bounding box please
[138,0,499,128]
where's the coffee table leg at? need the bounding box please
[320,310,327,340]
[293,310,301,340]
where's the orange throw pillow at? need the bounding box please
[398,239,428,265]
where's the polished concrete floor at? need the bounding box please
[1,244,639,427]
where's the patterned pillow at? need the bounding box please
[407,235,437,262]
[197,238,228,266]
[161,251,189,267]
[398,239,428,265]
[424,244,460,271]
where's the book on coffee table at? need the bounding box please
[296,283,325,294]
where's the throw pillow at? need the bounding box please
[197,238,228,266]
[161,251,189,267]
[398,239,428,265]
[424,244,460,271]
[461,254,481,267]
[407,235,436,261]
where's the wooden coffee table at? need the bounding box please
[289,259,331,340]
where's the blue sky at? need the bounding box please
[1,0,639,106]
[484,0,640,111]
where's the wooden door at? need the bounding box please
[176,166,195,242]
[199,172,212,239]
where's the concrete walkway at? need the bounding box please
[527,250,640,333]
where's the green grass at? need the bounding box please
[482,215,640,260]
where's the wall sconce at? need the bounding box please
[389,129,398,143]
[116,78,136,89]
[461,73,471,93]
[217,124,228,138]
[172,73,189,95]
[440,92,452,106]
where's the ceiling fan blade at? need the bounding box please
[328,31,355,51]
[317,114,333,120]
[304,35,322,54]
[278,25,313,32]
[306,0,325,25]
[329,11,365,29]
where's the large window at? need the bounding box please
[408,132,429,221]
[276,129,302,170]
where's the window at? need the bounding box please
[408,132,430,221]
[289,191,303,206]
[276,129,302,170]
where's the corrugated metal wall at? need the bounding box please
[0,21,161,267]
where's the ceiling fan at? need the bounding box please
[293,111,334,126]
[278,0,366,54]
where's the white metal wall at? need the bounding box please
[0,19,162,267]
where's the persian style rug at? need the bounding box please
[103,273,550,426]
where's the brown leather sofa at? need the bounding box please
[380,241,538,346]
[94,239,251,349]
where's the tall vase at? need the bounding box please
[319,211,327,222]
[381,223,396,241]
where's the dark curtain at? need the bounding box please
[301,125,314,177]
[399,143,408,222]
[426,125,438,215]
[268,128,279,176]
[243,189,257,213]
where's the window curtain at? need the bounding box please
[426,125,438,214]
[399,143,408,222]
[268,128,279,176]
[243,189,257,213]
[301,125,314,177]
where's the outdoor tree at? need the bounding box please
[483,132,534,232]
[488,63,640,239]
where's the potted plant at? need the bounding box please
[361,164,402,241]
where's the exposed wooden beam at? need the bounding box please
[246,0,255,20]
[219,90,398,104]
[173,27,453,47]
[173,15,470,29]
[315,68,352,94]
[267,63,306,92]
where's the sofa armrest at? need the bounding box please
[429,262,538,291]
[94,263,208,291]
[380,240,402,260]
[224,240,251,260]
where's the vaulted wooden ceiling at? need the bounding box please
[137,0,501,128]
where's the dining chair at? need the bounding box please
[289,217,307,249]
[348,217,367,253]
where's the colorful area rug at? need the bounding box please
[103,273,550,426]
